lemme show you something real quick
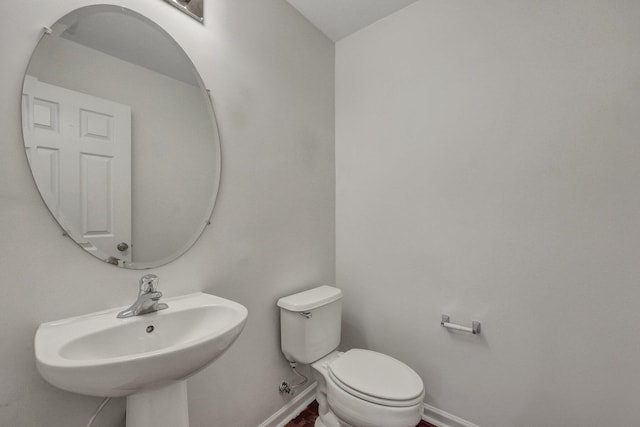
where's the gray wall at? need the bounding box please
[336,1,640,426]
[0,1,334,426]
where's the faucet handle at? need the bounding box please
[139,274,159,293]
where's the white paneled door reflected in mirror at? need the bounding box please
[22,5,221,269]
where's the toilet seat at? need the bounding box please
[328,349,424,407]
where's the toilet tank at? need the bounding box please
[277,285,343,364]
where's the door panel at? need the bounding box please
[23,76,132,265]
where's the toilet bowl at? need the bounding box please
[313,350,424,427]
[277,286,424,427]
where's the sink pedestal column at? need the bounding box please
[126,381,189,427]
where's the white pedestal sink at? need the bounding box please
[34,292,248,427]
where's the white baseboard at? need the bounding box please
[422,403,480,427]
[258,382,318,427]
[258,384,479,427]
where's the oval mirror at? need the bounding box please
[21,5,221,269]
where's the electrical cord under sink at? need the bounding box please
[86,397,111,427]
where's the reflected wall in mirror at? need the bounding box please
[22,5,221,269]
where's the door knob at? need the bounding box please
[117,242,129,252]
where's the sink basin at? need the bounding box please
[35,292,248,398]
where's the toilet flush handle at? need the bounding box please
[300,311,312,319]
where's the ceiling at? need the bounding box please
[57,7,198,86]
[287,0,420,42]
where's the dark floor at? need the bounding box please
[285,400,436,427]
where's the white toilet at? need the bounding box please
[277,286,425,427]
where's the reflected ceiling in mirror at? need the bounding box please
[22,5,221,269]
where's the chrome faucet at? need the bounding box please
[117,274,168,318]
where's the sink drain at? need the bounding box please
[146,325,155,333]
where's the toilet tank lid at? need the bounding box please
[277,285,343,312]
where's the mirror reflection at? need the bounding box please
[21,5,220,269]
